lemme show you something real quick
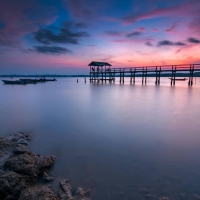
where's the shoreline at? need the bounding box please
[0,132,91,200]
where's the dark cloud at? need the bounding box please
[175,42,185,46]
[146,42,153,46]
[126,31,141,37]
[0,21,5,30]
[34,21,89,45]
[158,40,186,46]
[136,27,146,32]
[122,1,199,25]
[63,21,88,29]
[64,0,97,20]
[104,31,122,36]
[0,0,58,47]
[76,22,88,28]
[32,46,71,54]
[188,37,200,43]
[165,22,178,32]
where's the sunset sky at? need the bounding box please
[1,0,200,74]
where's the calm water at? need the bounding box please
[1,77,200,199]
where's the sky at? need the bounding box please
[0,0,200,74]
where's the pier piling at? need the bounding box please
[88,62,200,86]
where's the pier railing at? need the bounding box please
[89,64,200,85]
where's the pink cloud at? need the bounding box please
[122,1,200,25]
[63,0,103,21]
[0,0,58,46]
[151,28,159,32]
[135,27,146,32]
[165,22,178,33]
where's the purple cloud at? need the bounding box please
[0,0,58,47]
[104,31,122,36]
[165,22,178,32]
[158,40,186,46]
[122,1,200,25]
[136,27,146,32]
[126,31,141,37]
[34,21,89,45]
[188,37,200,43]
[32,46,71,54]
[64,0,98,21]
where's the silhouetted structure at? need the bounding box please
[89,62,200,86]
[88,61,114,83]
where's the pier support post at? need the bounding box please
[171,66,176,85]
[130,68,132,84]
[145,67,147,84]
[155,67,158,85]
[188,64,194,86]
[142,67,144,84]
[90,66,91,83]
[120,69,121,83]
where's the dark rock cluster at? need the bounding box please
[0,132,91,200]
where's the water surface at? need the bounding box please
[1,77,200,199]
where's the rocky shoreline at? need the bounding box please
[0,132,91,200]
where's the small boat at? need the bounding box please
[20,79,38,83]
[2,80,26,84]
[43,78,57,81]
[38,78,57,82]
[169,78,187,81]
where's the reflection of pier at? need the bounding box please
[89,61,200,86]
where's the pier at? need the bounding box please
[89,62,200,86]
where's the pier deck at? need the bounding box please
[89,62,200,86]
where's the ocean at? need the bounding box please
[1,77,200,199]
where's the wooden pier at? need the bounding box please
[89,62,200,86]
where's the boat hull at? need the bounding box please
[169,78,187,81]
[2,80,26,84]
[20,79,38,83]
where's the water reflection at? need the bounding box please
[0,77,200,199]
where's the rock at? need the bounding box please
[4,153,39,177]
[193,194,200,199]
[35,155,56,172]
[60,179,73,200]
[4,151,56,178]
[0,171,25,200]
[17,138,29,146]
[58,191,67,200]
[13,144,31,155]
[19,186,58,200]
[43,171,55,182]
[60,180,91,200]
[75,187,86,197]
[0,133,92,200]
[159,197,170,200]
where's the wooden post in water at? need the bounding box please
[157,66,161,85]
[188,64,194,86]
[145,67,147,84]
[173,66,176,85]
[90,66,91,83]
[119,69,121,83]
[114,69,115,83]
[130,68,132,84]
[155,67,158,85]
[123,69,125,83]
[133,68,136,84]
[171,66,174,85]
[142,67,144,84]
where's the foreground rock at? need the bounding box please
[0,132,91,200]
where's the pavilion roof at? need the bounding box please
[88,61,112,67]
